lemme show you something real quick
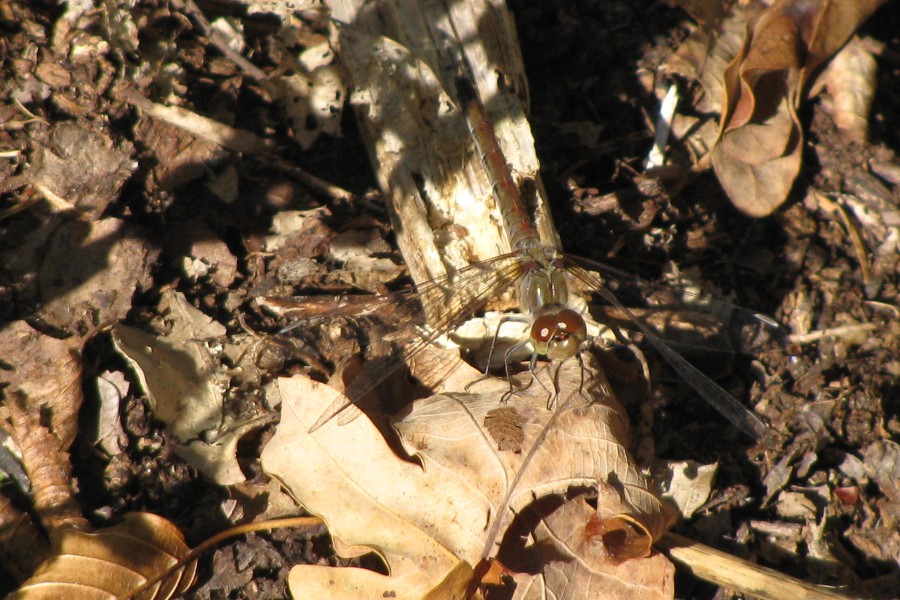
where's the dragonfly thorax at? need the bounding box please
[517,252,571,314]
[529,306,587,360]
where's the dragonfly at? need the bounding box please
[278,76,780,439]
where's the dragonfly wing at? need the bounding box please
[565,261,771,439]
[283,253,527,433]
[564,254,786,355]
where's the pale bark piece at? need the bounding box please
[328,0,560,305]
[267,39,347,150]
[94,370,130,456]
[652,459,717,519]
[262,352,671,598]
[824,36,878,143]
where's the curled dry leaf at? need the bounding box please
[664,1,761,116]
[711,1,804,218]
[261,350,672,599]
[4,394,88,534]
[7,512,196,600]
[522,496,675,600]
[670,0,887,216]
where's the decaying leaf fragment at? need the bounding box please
[7,512,196,600]
[0,321,83,449]
[261,351,673,599]
[670,0,887,217]
[36,217,157,334]
[823,35,879,143]
[110,290,259,485]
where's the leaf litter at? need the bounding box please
[0,0,897,597]
[262,347,674,598]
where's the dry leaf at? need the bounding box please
[823,36,878,143]
[261,352,672,599]
[0,321,82,449]
[711,2,804,217]
[0,494,49,583]
[4,394,87,534]
[110,290,257,485]
[7,512,196,600]
[664,1,763,115]
[524,496,676,600]
[0,394,82,581]
[671,0,887,216]
[795,0,888,95]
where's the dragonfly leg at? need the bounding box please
[498,340,540,403]
[465,314,530,393]
[544,354,586,410]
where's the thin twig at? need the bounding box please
[121,515,324,600]
[814,192,873,288]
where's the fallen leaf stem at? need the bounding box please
[120,516,323,600]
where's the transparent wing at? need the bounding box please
[562,255,779,439]
[275,251,528,432]
[564,254,786,356]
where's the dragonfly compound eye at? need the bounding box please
[530,307,587,360]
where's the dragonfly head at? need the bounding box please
[530,306,587,360]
